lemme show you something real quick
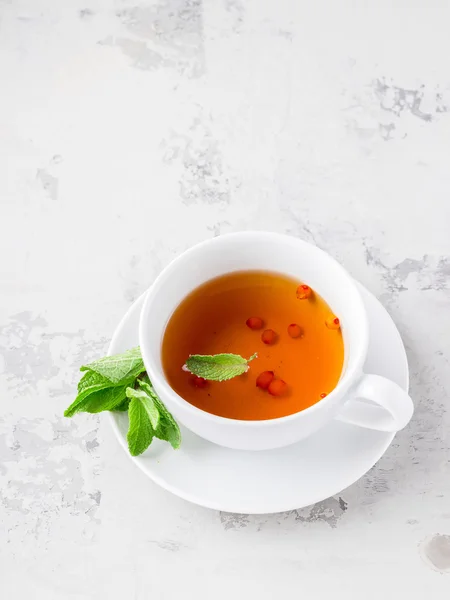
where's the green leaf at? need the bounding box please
[64,371,113,416]
[80,346,145,384]
[65,372,107,416]
[126,387,160,430]
[77,370,108,395]
[113,398,130,412]
[138,379,181,449]
[65,349,143,417]
[155,411,182,450]
[65,346,182,456]
[65,384,129,417]
[84,385,129,413]
[125,380,180,456]
[127,396,155,456]
[184,352,257,382]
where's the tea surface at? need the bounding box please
[162,271,344,420]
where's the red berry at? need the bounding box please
[320,392,327,399]
[261,329,277,345]
[268,379,288,396]
[256,370,275,390]
[246,317,264,330]
[287,323,303,338]
[191,376,208,388]
[296,284,312,300]
[325,315,340,330]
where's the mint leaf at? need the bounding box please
[113,398,130,412]
[155,411,182,450]
[84,385,129,413]
[65,372,111,417]
[127,396,155,456]
[65,348,144,417]
[77,370,109,395]
[65,384,128,417]
[64,371,113,416]
[126,387,160,430]
[138,379,181,449]
[184,352,257,382]
[80,346,145,384]
[125,381,180,455]
[65,346,182,456]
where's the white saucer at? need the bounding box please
[108,282,409,514]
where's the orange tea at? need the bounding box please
[161,271,344,420]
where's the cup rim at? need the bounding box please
[139,231,369,428]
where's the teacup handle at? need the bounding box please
[336,374,414,432]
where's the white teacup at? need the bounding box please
[139,232,414,451]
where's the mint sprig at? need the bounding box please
[64,346,180,456]
[65,347,255,457]
[184,352,258,381]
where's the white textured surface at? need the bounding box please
[1,0,449,597]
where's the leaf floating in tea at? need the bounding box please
[184,352,258,382]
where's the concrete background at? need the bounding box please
[1,0,449,597]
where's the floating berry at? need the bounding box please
[246,316,264,330]
[256,370,275,390]
[287,323,303,338]
[325,316,340,330]
[261,329,277,345]
[296,284,312,300]
[320,392,327,399]
[268,379,288,396]
[191,375,209,388]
